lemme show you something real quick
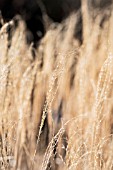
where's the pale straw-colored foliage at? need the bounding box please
[0,2,113,170]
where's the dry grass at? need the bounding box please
[0,2,113,170]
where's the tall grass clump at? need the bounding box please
[0,1,113,170]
